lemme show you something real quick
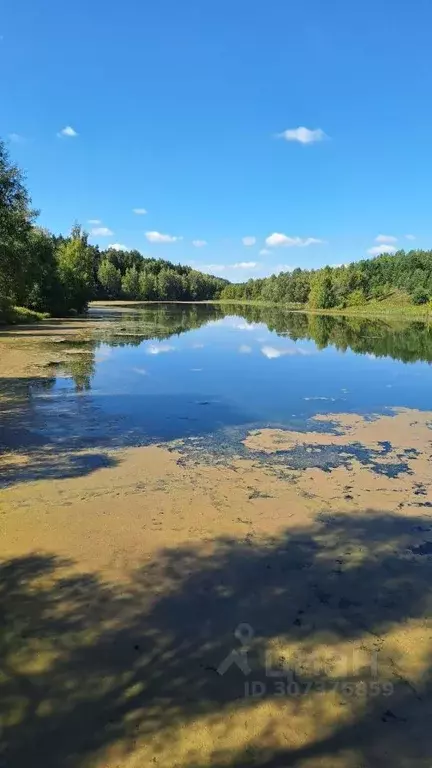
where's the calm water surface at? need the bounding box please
[2,303,432,457]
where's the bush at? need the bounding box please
[346,289,367,307]
[412,288,429,305]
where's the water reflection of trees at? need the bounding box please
[47,305,432,394]
[223,304,432,364]
[96,304,226,348]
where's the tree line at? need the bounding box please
[220,252,432,308]
[3,134,432,320]
[0,139,227,320]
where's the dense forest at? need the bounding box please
[220,252,432,309]
[0,139,227,322]
[3,135,432,321]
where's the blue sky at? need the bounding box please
[2,0,431,281]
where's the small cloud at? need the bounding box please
[274,264,295,274]
[192,240,207,247]
[88,219,102,225]
[233,321,261,332]
[239,345,252,354]
[375,234,397,244]
[259,248,271,256]
[58,126,78,138]
[133,208,147,215]
[8,133,25,143]
[405,234,416,241]
[132,367,148,376]
[367,244,397,256]
[146,343,175,355]
[203,263,226,272]
[233,261,258,269]
[242,236,256,246]
[108,243,129,251]
[146,231,180,243]
[266,233,323,248]
[191,368,203,372]
[90,226,114,237]
[261,345,310,359]
[191,343,205,348]
[278,127,327,144]
[261,346,285,359]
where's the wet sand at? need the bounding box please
[1,318,432,768]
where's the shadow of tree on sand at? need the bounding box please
[1,511,432,767]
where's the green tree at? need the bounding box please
[121,266,140,298]
[25,228,62,313]
[0,139,36,309]
[308,268,335,309]
[98,259,121,298]
[57,225,94,312]
[138,271,156,300]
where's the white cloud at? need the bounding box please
[203,263,226,272]
[278,127,327,144]
[405,234,416,241]
[88,219,102,225]
[192,240,207,247]
[146,343,175,355]
[233,261,258,269]
[58,126,78,138]
[239,345,252,354]
[261,345,310,359]
[90,226,114,237]
[376,234,397,244]
[367,244,397,256]
[132,367,148,376]
[133,208,147,215]
[232,321,261,332]
[191,343,205,349]
[8,133,25,143]
[108,243,129,251]
[259,248,271,256]
[146,231,180,243]
[242,236,256,246]
[265,233,323,248]
[274,264,295,274]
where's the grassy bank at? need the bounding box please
[212,294,432,321]
[0,305,49,326]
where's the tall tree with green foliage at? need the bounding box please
[0,139,36,310]
[308,268,335,309]
[121,266,140,298]
[57,224,95,312]
[98,259,121,298]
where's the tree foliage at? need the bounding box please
[220,250,432,308]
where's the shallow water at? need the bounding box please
[1,303,432,457]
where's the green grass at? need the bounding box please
[0,305,49,325]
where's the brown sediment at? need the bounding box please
[1,322,432,767]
